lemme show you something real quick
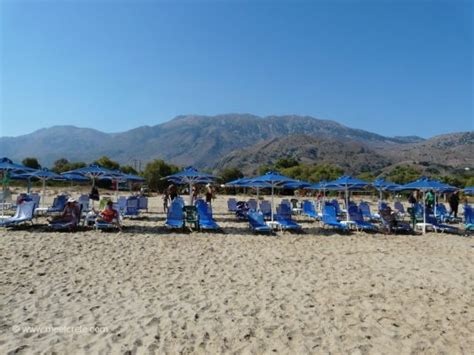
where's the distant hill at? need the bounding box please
[1,114,470,174]
[214,135,391,175]
[382,132,474,169]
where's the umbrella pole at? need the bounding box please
[271,184,274,222]
[189,182,193,205]
[42,179,46,208]
[257,187,260,209]
[345,185,349,222]
[423,190,427,234]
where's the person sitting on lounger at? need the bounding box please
[49,198,80,225]
[96,200,121,229]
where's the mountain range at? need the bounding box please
[1,114,472,175]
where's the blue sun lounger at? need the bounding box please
[275,204,302,230]
[49,205,83,231]
[196,200,220,230]
[425,215,459,234]
[464,205,473,232]
[302,200,318,219]
[359,201,380,221]
[348,205,378,232]
[322,204,348,231]
[0,201,36,227]
[248,211,272,233]
[165,200,184,229]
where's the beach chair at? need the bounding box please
[235,201,249,220]
[359,201,380,221]
[248,211,272,233]
[94,212,122,231]
[116,196,127,214]
[196,200,220,230]
[39,194,68,214]
[138,196,148,212]
[302,200,318,219]
[424,215,459,234]
[164,201,184,229]
[0,201,36,227]
[393,201,406,217]
[322,204,348,231]
[290,198,302,214]
[435,203,460,223]
[0,189,13,210]
[227,198,238,212]
[123,196,140,218]
[49,204,83,231]
[330,199,343,216]
[280,199,291,210]
[78,195,90,214]
[247,199,257,211]
[259,200,272,219]
[348,205,378,232]
[379,207,413,234]
[275,204,302,230]
[463,205,473,232]
[183,205,199,231]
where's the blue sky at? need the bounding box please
[1,0,472,138]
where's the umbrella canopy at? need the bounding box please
[18,168,64,207]
[0,157,35,173]
[60,173,90,182]
[251,171,294,223]
[327,175,369,222]
[164,167,216,204]
[398,177,455,234]
[63,164,119,186]
[372,178,401,200]
[225,177,251,187]
[399,177,454,192]
[282,180,312,189]
[464,186,474,195]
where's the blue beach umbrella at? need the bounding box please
[372,178,401,201]
[251,171,294,223]
[60,173,90,182]
[18,168,64,207]
[398,177,453,233]
[0,157,35,173]
[327,175,369,222]
[165,167,216,204]
[282,180,312,189]
[464,186,474,195]
[63,164,120,187]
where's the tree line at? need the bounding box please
[18,156,474,192]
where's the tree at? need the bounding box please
[219,167,244,183]
[93,156,120,170]
[22,157,41,169]
[274,157,299,170]
[121,165,139,175]
[142,159,179,191]
[52,158,70,173]
[308,164,344,182]
[385,165,421,184]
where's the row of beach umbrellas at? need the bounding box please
[1,158,473,231]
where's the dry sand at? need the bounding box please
[1,193,473,354]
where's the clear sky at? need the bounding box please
[1,0,472,138]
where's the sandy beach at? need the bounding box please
[1,194,473,354]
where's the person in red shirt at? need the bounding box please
[96,200,121,229]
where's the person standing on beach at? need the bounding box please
[448,191,460,218]
[162,189,170,213]
[168,184,178,201]
[205,183,213,207]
